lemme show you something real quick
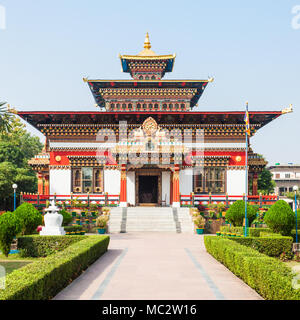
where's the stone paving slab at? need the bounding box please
[54,233,262,300]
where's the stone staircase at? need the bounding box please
[108,207,194,233]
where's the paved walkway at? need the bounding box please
[54,233,262,300]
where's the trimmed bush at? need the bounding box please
[0,235,110,300]
[14,203,43,235]
[204,236,300,300]
[225,200,258,226]
[59,209,73,226]
[220,226,271,237]
[0,211,22,256]
[18,235,84,257]
[264,200,295,236]
[229,236,293,257]
[64,225,83,233]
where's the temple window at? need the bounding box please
[151,75,155,80]
[122,103,126,110]
[116,103,120,110]
[139,75,143,80]
[154,103,159,110]
[169,103,173,111]
[137,103,141,110]
[149,103,153,110]
[175,103,179,110]
[163,103,167,110]
[194,167,226,194]
[72,167,103,193]
[143,103,147,110]
[111,103,115,110]
[145,75,149,80]
[128,103,132,110]
[181,103,185,110]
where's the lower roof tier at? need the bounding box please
[18,110,282,135]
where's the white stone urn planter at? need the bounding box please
[40,200,65,236]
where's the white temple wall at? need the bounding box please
[179,168,193,195]
[226,169,246,195]
[104,170,120,195]
[162,171,171,205]
[127,171,135,206]
[49,169,71,195]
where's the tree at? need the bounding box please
[0,211,21,256]
[0,102,13,133]
[264,200,295,236]
[258,168,276,195]
[0,117,43,210]
[225,200,258,226]
[14,203,42,235]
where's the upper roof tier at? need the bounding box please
[119,33,176,80]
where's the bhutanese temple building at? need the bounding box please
[18,33,288,207]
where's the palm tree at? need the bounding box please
[0,101,13,133]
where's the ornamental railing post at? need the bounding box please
[37,193,40,206]
[20,192,24,204]
[105,192,108,206]
[225,193,229,208]
[53,192,56,204]
[191,192,194,207]
[87,192,90,207]
[259,192,263,208]
[209,192,212,204]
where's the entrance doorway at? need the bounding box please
[138,175,158,205]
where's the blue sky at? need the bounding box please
[0,0,299,165]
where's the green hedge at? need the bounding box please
[0,235,110,300]
[64,225,84,233]
[220,226,271,237]
[204,236,300,300]
[17,235,84,257]
[229,236,293,257]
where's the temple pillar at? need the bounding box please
[44,174,49,195]
[37,172,44,195]
[119,165,127,207]
[252,173,258,196]
[172,165,180,207]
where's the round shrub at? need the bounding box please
[14,203,43,235]
[59,209,72,226]
[0,211,22,256]
[225,200,258,227]
[264,200,295,236]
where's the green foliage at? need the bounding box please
[96,216,108,228]
[59,209,73,226]
[229,236,293,257]
[18,235,84,257]
[0,211,22,256]
[204,236,300,300]
[264,200,295,236]
[217,202,226,213]
[0,102,13,133]
[220,226,271,237]
[14,203,43,235]
[0,235,110,300]
[225,200,258,226]
[64,225,83,233]
[194,215,206,228]
[0,117,43,211]
[257,167,276,195]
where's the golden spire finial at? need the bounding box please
[144,32,151,49]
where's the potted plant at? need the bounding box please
[96,216,108,234]
[216,231,221,236]
[217,202,226,218]
[194,216,205,234]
